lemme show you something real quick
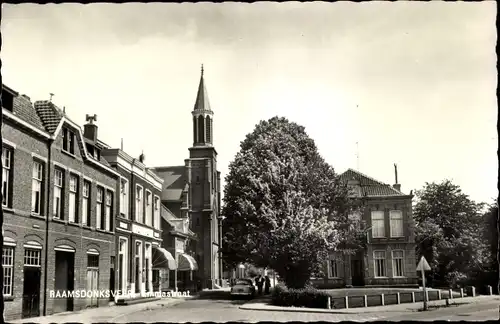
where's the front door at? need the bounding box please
[22,266,41,318]
[54,251,75,313]
[351,259,364,286]
[86,269,99,307]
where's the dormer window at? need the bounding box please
[1,88,14,111]
[62,128,75,155]
[94,148,100,160]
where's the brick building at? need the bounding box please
[100,146,165,303]
[315,168,418,288]
[2,85,119,320]
[153,67,223,289]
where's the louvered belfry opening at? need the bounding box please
[193,116,197,145]
[205,115,211,143]
[197,115,205,144]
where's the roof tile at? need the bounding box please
[340,168,405,197]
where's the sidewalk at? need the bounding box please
[239,295,499,314]
[9,297,190,324]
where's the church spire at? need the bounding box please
[192,65,214,147]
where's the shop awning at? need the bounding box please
[178,253,198,271]
[152,247,177,270]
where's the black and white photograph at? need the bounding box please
[0,1,498,323]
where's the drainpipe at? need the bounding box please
[43,138,54,316]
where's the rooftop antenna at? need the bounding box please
[201,64,204,76]
[120,138,124,151]
[49,93,54,102]
[394,163,398,184]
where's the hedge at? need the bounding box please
[271,284,330,309]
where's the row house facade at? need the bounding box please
[315,168,418,288]
[100,146,165,303]
[2,85,118,320]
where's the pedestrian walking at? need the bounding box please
[255,275,264,295]
[264,275,271,294]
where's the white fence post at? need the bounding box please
[345,296,349,309]
[437,290,441,300]
[471,287,475,297]
[460,288,464,298]
[411,292,415,303]
[448,288,453,300]
[364,295,368,307]
[327,297,331,309]
[381,293,385,306]
[488,285,493,295]
[396,292,401,304]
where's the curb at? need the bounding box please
[239,295,497,314]
[110,298,188,321]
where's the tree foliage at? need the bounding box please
[221,117,361,288]
[414,180,488,288]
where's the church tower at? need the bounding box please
[187,65,222,289]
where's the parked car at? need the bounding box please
[230,279,255,299]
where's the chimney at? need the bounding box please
[393,163,401,192]
[139,151,145,163]
[84,114,98,142]
[21,94,31,102]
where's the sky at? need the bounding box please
[1,2,497,204]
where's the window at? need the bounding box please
[82,180,91,226]
[62,128,75,154]
[154,196,160,230]
[68,175,79,223]
[136,185,143,223]
[24,249,41,267]
[328,259,339,278]
[145,191,152,226]
[105,191,112,231]
[31,161,43,215]
[96,187,104,229]
[371,211,385,238]
[374,251,386,277]
[2,146,13,208]
[87,254,99,268]
[3,246,14,296]
[120,178,128,218]
[392,250,404,277]
[53,169,64,219]
[390,210,404,237]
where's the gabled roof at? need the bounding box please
[193,66,212,113]
[340,168,405,197]
[152,166,187,201]
[12,95,47,132]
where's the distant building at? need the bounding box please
[2,85,119,320]
[153,68,223,289]
[315,168,417,288]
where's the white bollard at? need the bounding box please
[437,290,441,300]
[364,295,368,307]
[327,296,331,309]
[448,288,453,300]
[488,285,493,295]
[396,292,401,304]
[460,288,464,298]
[411,292,415,303]
[345,296,349,309]
[381,293,385,306]
[471,287,475,297]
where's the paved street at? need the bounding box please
[114,295,402,323]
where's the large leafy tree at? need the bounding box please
[221,117,361,288]
[414,180,487,287]
[479,200,499,293]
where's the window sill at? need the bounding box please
[3,207,15,213]
[3,296,14,302]
[393,276,406,278]
[119,214,129,219]
[82,225,92,230]
[30,213,46,219]
[96,228,113,234]
[68,221,81,228]
[62,149,76,159]
[374,276,389,279]
[52,218,67,224]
